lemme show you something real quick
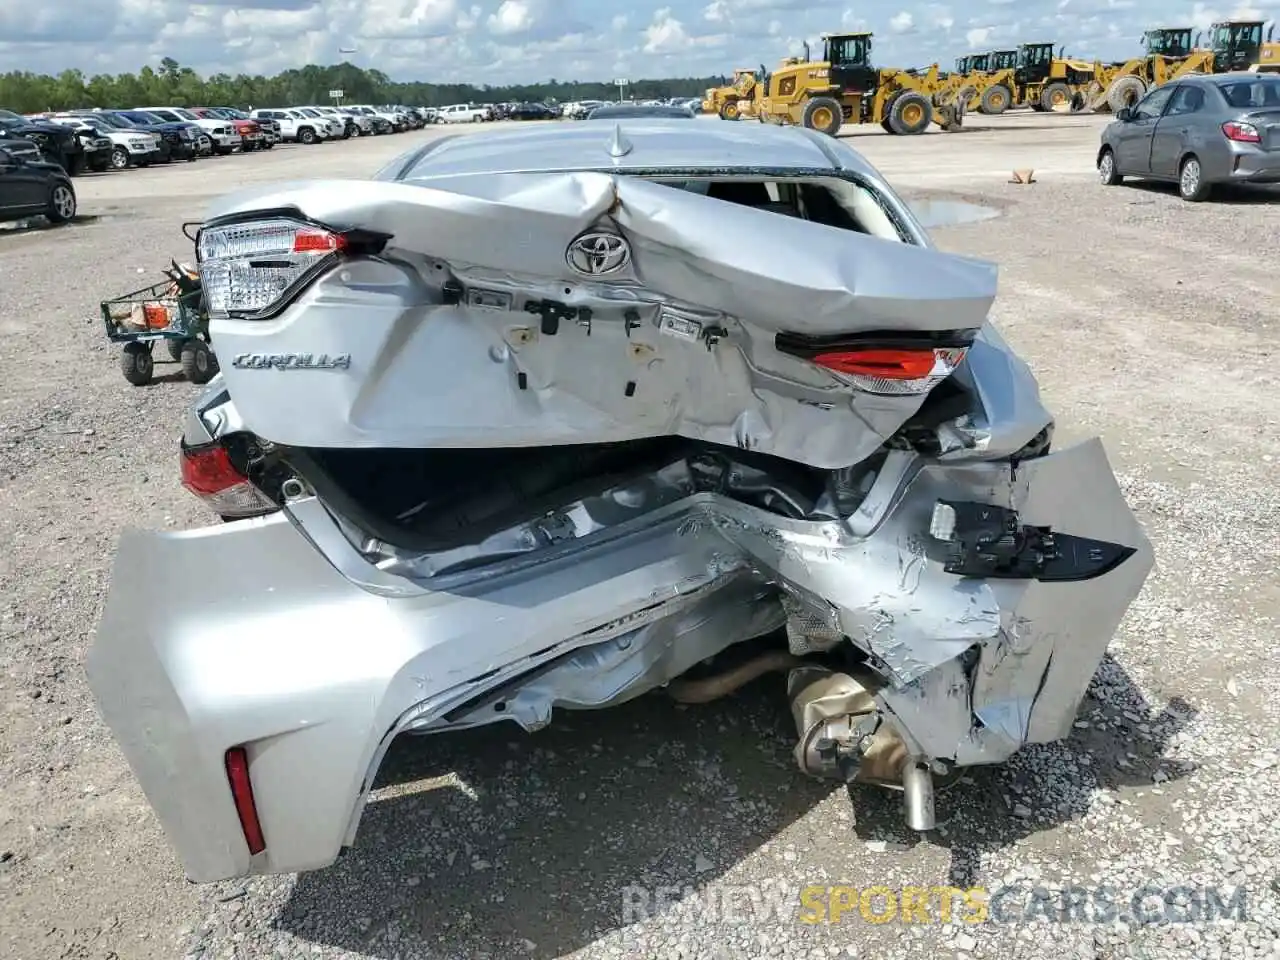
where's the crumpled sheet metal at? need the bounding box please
[203,173,998,335]
[203,176,1031,469]
[325,437,1150,770]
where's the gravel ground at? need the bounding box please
[1,116,1278,960]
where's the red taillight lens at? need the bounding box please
[224,747,266,855]
[809,345,968,395]
[180,442,244,496]
[811,348,941,379]
[179,442,277,518]
[291,229,347,254]
[1222,120,1261,143]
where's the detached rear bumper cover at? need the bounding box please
[87,438,1150,881]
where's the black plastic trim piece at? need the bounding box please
[938,500,1136,582]
[775,328,978,361]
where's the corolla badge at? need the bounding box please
[232,353,351,370]
[565,231,630,276]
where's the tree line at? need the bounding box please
[0,59,730,114]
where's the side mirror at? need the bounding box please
[0,148,11,164]
[1115,107,1134,122]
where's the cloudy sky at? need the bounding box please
[0,0,1276,84]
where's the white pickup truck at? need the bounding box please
[438,103,492,123]
[249,109,329,145]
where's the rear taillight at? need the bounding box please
[180,441,277,518]
[776,331,971,397]
[224,747,266,855]
[813,346,966,395]
[195,218,352,319]
[1222,120,1261,143]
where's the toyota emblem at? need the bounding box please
[565,231,630,276]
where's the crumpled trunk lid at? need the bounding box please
[203,173,997,469]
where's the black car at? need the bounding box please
[0,109,85,173]
[0,141,77,225]
[44,117,115,171]
[509,102,557,120]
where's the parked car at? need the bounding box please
[138,106,241,155]
[214,108,280,145]
[438,103,491,123]
[507,101,557,121]
[1097,72,1280,201]
[306,106,358,137]
[586,103,698,120]
[97,110,202,162]
[0,142,77,224]
[63,111,164,167]
[32,115,114,171]
[347,104,405,131]
[335,107,376,135]
[86,119,1152,883]
[249,109,325,144]
[562,99,606,119]
[293,107,345,140]
[190,108,267,151]
[0,109,84,173]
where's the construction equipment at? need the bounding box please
[1088,22,1279,113]
[754,32,962,136]
[1212,19,1278,73]
[939,50,1013,108]
[703,68,757,118]
[944,45,1089,115]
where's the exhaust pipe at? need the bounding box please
[902,760,936,831]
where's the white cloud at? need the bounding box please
[966,26,992,46]
[644,7,691,52]
[487,0,534,34]
[0,0,1270,87]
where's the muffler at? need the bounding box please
[786,665,935,831]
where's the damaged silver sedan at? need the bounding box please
[86,119,1153,883]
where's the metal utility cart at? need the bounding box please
[101,261,217,386]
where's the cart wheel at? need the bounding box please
[121,342,154,386]
[180,338,216,384]
[167,338,186,362]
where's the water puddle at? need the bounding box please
[908,199,1000,228]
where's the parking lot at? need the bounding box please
[1,113,1278,960]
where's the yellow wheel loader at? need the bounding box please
[703,68,757,118]
[1087,22,1279,113]
[754,32,963,136]
[1087,28,1214,112]
[953,43,1094,115]
[946,50,1018,112]
[977,43,1096,113]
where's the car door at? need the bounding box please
[1148,84,1205,178]
[0,148,47,215]
[1115,85,1175,174]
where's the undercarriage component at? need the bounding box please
[901,760,936,831]
[787,665,907,785]
[665,649,803,704]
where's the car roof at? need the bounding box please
[392,118,867,181]
[1174,71,1279,86]
[588,106,695,118]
